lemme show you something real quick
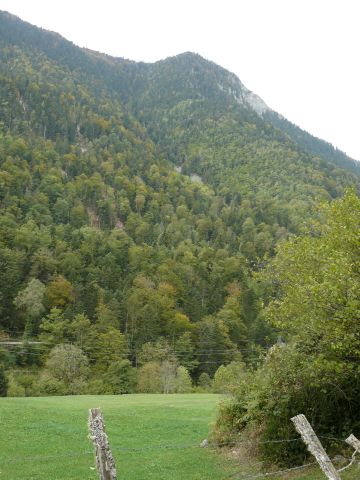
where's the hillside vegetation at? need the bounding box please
[214,191,360,464]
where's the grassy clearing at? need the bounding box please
[0,394,234,480]
[0,394,358,480]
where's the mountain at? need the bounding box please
[117,51,360,248]
[263,109,360,174]
[0,11,359,393]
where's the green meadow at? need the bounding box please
[0,394,232,480]
[0,394,358,480]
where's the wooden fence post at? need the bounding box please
[336,434,360,473]
[345,434,360,452]
[291,414,341,480]
[88,408,117,480]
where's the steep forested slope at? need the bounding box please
[0,11,359,396]
[263,109,360,175]
[122,52,360,259]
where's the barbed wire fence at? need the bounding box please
[90,411,358,480]
[1,428,358,480]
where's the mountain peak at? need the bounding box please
[0,10,20,20]
[152,51,270,115]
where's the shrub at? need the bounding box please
[6,372,37,397]
[175,366,192,393]
[45,344,89,385]
[136,361,162,393]
[197,372,212,392]
[214,344,360,465]
[213,361,245,394]
[137,360,179,393]
[103,360,136,394]
[35,372,67,396]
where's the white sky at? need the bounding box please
[1,0,359,160]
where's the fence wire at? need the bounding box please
[1,431,357,480]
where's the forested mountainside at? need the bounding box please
[0,11,359,400]
[263,109,360,175]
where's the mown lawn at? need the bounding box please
[0,394,358,480]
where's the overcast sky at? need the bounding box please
[1,0,359,160]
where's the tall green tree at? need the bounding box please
[14,278,46,336]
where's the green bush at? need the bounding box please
[175,366,192,393]
[136,361,163,393]
[6,372,38,397]
[197,372,212,392]
[86,378,114,395]
[7,377,26,397]
[103,360,136,394]
[34,372,67,396]
[213,361,245,394]
[214,343,360,465]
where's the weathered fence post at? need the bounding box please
[345,434,360,452]
[88,408,117,480]
[291,414,341,480]
[337,434,360,472]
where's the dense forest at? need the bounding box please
[0,10,359,464]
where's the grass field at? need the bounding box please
[0,394,233,480]
[0,394,358,480]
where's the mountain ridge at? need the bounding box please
[1,9,358,171]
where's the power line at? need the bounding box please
[1,344,268,356]
[1,340,268,354]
